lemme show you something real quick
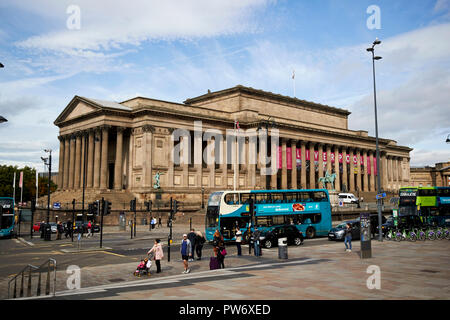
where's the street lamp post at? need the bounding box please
[41,149,52,224]
[367,38,383,241]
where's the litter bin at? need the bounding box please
[278,237,288,259]
[44,223,52,241]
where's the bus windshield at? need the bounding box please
[0,198,14,230]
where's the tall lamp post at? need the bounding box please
[41,149,52,224]
[367,38,383,241]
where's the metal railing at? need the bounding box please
[8,258,57,299]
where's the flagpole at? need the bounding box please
[13,171,16,204]
[36,170,38,205]
[292,69,296,98]
[20,171,23,207]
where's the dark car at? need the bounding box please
[328,220,361,241]
[72,221,100,233]
[376,216,395,236]
[258,225,304,249]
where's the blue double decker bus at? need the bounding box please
[0,197,16,238]
[205,189,332,242]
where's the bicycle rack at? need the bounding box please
[8,258,57,299]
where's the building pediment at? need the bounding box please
[54,96,131,126]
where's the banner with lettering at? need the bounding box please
[296,149,301,167]
[277,146,282,169]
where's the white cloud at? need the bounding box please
[12,0,271,54]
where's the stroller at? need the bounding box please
[134,257,152,277]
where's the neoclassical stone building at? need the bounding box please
[54,85,412,203]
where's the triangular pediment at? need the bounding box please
[54,96,102,125]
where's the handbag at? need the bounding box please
[221,248,227,256]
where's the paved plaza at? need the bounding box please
[2,223,449,300]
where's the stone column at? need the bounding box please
[318,143,324,186]
[334,146,341,192]
[363,150,368,192]
[195,129,203,189]
[281,139,288,189]
[68,134,76,190]
[207,137,215,188]
[349,148,355,192]
[93,128,101,189]
[258,133,267,189]
[270,137,278,189]
[74,133,82,190]
[80,132,87,189]
[249,133,257,189]
[326,144,332,176]
[114,127,125,190]
[381,153,388,192]
[309,142,315,189]
[389,156,393,191]
[57,136,65,190]
[142,125,154,189]
[87,130,94,188]
[291,141,297,189]
[63,137,70,190]
[167,130,174,188]
[300,141,306,189]
[221,136,228,188]
[100,126,109,190]
[356,149,362,193]
[342,148,348,192]
[369,151,375,192]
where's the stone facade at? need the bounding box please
[410,162,450,187]
[54,86,412,203]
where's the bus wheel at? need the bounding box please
[294,237,303,246]
[264,240,272,249]
[306,227,316,239]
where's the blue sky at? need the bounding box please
[0,0,449,172]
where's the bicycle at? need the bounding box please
[423,225,436,241]
[435,226,450,240]
[416,227,426,241]
[402,228,417,242]
[393,227,404,242]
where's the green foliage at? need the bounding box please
[0,165,57,203]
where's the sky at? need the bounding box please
[0,0,449,172]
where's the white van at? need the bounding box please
[338,193,359,204]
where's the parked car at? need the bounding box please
[376,216,395,236]
[72,221,100,233]
[328,220,361,241]
[258,225,304,248]
[338,193,359,204]
[49,222,58,233]
[32,222,43,232]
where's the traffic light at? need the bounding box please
[88,203,94,215]
[173,200,178,214]
[89,201,99,215]
[145,200,152,212]
[103,200,111,216]
[130,199,136,211]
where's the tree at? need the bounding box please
[0,165,58,204]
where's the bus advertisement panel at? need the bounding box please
[205,189,332,242]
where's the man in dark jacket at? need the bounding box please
[187,229,197,261]
[252,227,262,257]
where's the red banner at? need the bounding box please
[330,153,335,163]
[277,146,282,169]
[296,149,301,167]
[339,153,343,163]
[306,149,310,161]
[314,151,319,162]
